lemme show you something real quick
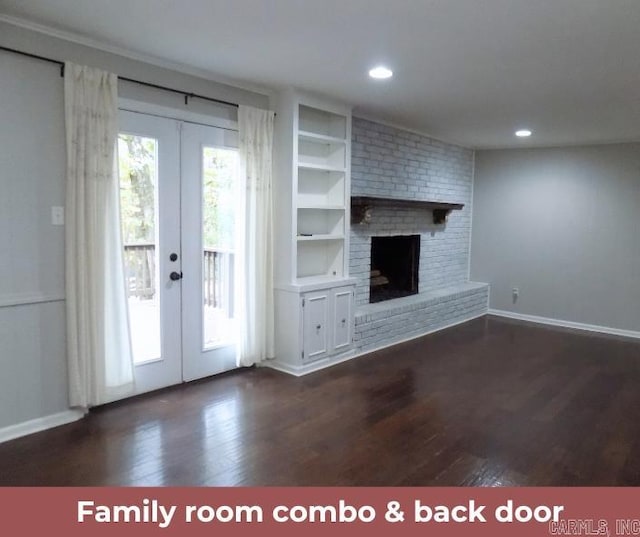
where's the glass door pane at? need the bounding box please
[202,147,239,349]
[118,134,161,364]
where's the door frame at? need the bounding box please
[119,98,238,131]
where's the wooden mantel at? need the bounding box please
[351,196,464,225]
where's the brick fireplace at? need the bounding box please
[349,117,489,353]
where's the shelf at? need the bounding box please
[297,168,345,207]
[297,234,345,242]
[298,208,344,236]
[298,138,346,169]
[298,163,346,173]
[299,105,346,139]
[298,130,346,144]
[289,275,358,292]
[297,204,345,210]
[351,196,464,225]
[296,274,341,286]
[297,239,344,279]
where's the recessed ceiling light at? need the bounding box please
[515,129,532,137]
[369,66,393,79]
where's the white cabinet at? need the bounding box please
[271,89,355,376]
[302,290,330,361]
[301,285,354,363]
[332,287,353,352]
[273,281,356,375]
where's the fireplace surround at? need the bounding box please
[348,117,488,355]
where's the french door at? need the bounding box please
[117,110,239,396]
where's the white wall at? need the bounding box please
[0,20,269,431]
[471,143,640,332]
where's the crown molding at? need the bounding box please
[0,13,274,99]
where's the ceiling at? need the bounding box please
[2,0,640,148]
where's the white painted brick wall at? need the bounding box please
[350,117,474,306]
[354,283,489,353]
[349,118,487,354]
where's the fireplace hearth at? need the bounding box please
[369,235,420,303]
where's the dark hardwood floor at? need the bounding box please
[1,315,640,486]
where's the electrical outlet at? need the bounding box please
[512,287,519,303]
[51,206,64,226]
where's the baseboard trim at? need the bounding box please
[265,350,357,377]
[488,309,640,340]
[0,409,85,444]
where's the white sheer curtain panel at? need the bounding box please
[235,105,276,367]
[64,62,135,407]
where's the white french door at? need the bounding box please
[117,110,239,396]
[181,122,239,380]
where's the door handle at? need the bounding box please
[170,271,183,281]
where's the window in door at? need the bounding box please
[118,134,161,364]
[202,146,239,349]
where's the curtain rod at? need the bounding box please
[0,44,240,108]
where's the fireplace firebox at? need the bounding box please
[369,235,420,303]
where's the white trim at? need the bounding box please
[0,409,85,444]
[265,310,487,377]
[0,292,65,308]
[488,309,640,340]
[118,98,237,130]
[0,14,273,98]
[264,350,356,377]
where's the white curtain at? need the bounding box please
[64,62,134,407]
[236,105,276,367]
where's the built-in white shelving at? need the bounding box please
[271,90,355,375]
[292,101,350,280]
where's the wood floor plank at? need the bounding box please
[1,315,640,486]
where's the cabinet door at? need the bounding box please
[332,287,353,352]
[302,291,329,361]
